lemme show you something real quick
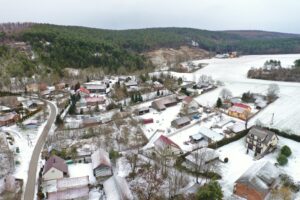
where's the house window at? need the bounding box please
[248,144,253,150]
[256,148,261,154]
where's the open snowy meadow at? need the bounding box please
[171,54,300,135]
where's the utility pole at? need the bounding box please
[270,113,274,126]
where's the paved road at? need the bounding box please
[23,101,57,200]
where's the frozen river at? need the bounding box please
[171,54,300,135]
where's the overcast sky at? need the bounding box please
[1,0,300,33]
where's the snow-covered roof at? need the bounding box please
[227,122,245,133]
[228,106,248,114]
[57,176,89,190]
[172,116,191,126]
[91,148,111,170]
[235,161,279,197]
[190,133,203,141]
[0,112,18,122]
[124,80,138,87]
[103,176,133,200]
[48,186,89,200]
[247,126,276,144]
[198,126,223,142]
[186,148,219,165]
[154,135,181,150]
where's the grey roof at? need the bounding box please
[152,95,178,110]
[247,126,276,144]
[137,107,149,112]
[235,161,279,197]
[172,116,190,126]
[44,155,68,175]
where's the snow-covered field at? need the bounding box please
[217,136,300,199]
[171,54,300,135]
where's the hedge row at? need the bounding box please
[208,129,249,149]
[0,91,21,97]
[266,127,300,142]
[18,108,42,122]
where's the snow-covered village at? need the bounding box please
[2,2,300,199]
[1,52,300,200]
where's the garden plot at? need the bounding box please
[216,136,300,199]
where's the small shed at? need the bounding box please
[91,149,112,180]
[171,117,191,129]
[136,107,150,115]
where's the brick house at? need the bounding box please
[0,112,20,127]
[234,161,279,200]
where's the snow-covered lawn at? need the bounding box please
[139,102,182,139]
[68,163,96,184]
[216,136,300,198]
[2,120,47,184]
[169,54,300,135]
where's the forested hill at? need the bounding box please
[20,24,300,53]
[3,23,300,75]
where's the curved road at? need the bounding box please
[23,100,57,200]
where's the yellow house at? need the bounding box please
[228,103,251,120]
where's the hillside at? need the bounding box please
[223,30,300,40]
[2,23,300,77]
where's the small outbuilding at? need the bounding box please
[171,116,191,129]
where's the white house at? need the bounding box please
[43,155,68,181]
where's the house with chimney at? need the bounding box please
[246,126,278,157]
[43,155,68,181]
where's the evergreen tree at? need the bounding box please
[196,181,223,200]
[216,98,222,108]
[74,82,80,92]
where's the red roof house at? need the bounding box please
[233,103,251,110]
[76,87,90,96]
[154,135,181,155]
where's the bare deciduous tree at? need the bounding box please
[132,167,164,200]
[267,83,280,102]
[220,88,233,100]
